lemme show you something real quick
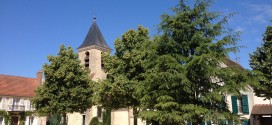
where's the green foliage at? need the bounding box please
[138,0,250,124]
[32,45,93,124]
[95,26,151,109]
[102,109,111,125]
[0,110,10,125]
[19,111,34,125]
[19,112,25,125]
[49,114,62,125]
[89,117,102,125]
[94,0,251,125]
[250,25,272,100]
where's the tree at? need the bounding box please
[94,26,151,125]
[89,117,102,125]
[32,45,93,125]
[138,0,251,124]
[250,24,272,100]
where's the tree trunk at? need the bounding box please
[63,113,67,125]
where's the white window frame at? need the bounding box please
[9,98,13,105]
[1,97,5,110]
[237,99,243,113]
[20,99,24,106]
[0,98,1,105]
[26,100,31,110]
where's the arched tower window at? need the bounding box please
[101,52,104,70]
[84,51,90,69]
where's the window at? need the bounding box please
[101,52,105,70]
[0,117,3,125]
[1,97,5,110]
[237,99,242,113]
[13,98,20,110]
[82,115,85,125]
[8,98,23,111]
[97,106,102,118]
[84,51,90,68]
[14,98,20,105]
[20,99,24,106]
[231,95,249,114]
[29,117,34,125]
[9,98,13,105]
[26,100,31,110]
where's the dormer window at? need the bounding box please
[85,51,90,69]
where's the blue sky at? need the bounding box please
[0,0,272,78]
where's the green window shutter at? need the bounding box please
[231,96,238,114]
[186,122,192,125]
[242,95,249,114]
[242,119,249,125]
[228,120,233,125]
[220,120,226,125]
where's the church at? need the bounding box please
[59,17,272,125]
[66,17,146,125]
[0,17,272,125]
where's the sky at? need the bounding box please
[0,0,272,78]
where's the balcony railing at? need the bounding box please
[8,105,25,111]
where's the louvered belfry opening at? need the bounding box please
[84,51,90,69]
[101,52,105,70]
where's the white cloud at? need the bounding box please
[247,3,272,24]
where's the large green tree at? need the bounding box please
[95,26,151,125]
[32,45,93,125]
[138,0,251,124]
[250,24,272,100]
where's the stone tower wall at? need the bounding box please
[67,47,107,125]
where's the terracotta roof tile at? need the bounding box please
[224,58,244,70]
[252,104,272,115]
[0,74,38,97]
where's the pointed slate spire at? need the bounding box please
[78,17,110,50]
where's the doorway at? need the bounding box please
[11,116,18,125]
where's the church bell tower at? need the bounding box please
[77,17,111,81]
[76,17,111,125]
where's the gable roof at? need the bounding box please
[252,104,272,115]
[0,74,38,97]
[224,57,244,70]
[78,17,110,50]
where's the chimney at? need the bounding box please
[36,70,43,85]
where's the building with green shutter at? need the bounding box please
[224,59,272,125]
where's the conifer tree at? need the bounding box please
[138,0,251,124]
[32,45,93,125]
[250,25,272,100]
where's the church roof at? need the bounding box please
[78,17,110,50]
